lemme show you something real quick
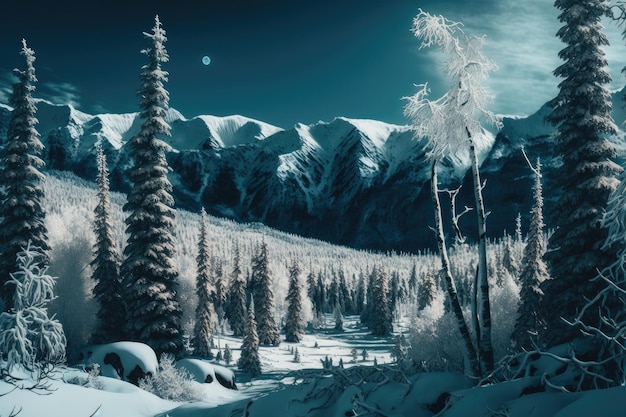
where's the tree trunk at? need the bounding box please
[467,128,494,375]
[431,159,480,377]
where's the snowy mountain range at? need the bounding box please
[1,90,625,252]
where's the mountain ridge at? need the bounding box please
[1,92,624,252]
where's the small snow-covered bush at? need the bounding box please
[410,309,466,372]
[0,243,66,372]
[490,269,519,360]
[139,354,206,401]
[66,363,103,390]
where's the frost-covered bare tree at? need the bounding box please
[0,40,49,312]
[540,0,622,348]
[403,9,500,377]
[120,16,183,357]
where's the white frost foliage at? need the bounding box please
[403,9,500,160]
[139,354,205,401]
[0,242,66,371]
[602,169,626,276]
[490,270,519,358]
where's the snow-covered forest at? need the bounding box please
[4,1,626,416]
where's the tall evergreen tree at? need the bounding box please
[0,40,49,312]
[315,272,326,315]
[360,267,377,327]
[355,271,366,314]
[389,270,400,318]
[328,271,340,313]
[225,244,246,336]
[237,300,261,377]
[251,240,280,346]
[408,263,418,295]
[369,266,393,336]
[213,260,227,332]
[192,208,215,358]
[502,236,520,281]
[306,270,319,316]
[541,0,622,346]
[512,159,549,350]
[284,260,304,343]
[120,16,183,357]
[90,145,124,343]
[338,270,353,314]
[417,272,437,311]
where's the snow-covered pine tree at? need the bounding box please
[389,270,400,318]
[284,260,305,343]
[360,267,377,327]
[403,9,500,376]
[417,272,436,311]
[338,269,353,314]
[306,270,319,317]
[237,300,261,377]
[355,271,365,315]
[0,243,66,371]
[90,145,124,344]
[328,271,339,313]
[0,40,49,312]
[225,244,246,337]
[192,208,215,358]
[251,240,280,346]
[541,0,622,347]
[368,266,393,336]
[315,272,326,315]
[120,16,183,357]
[213,260,227,332]
[408,263,417,295]
[333,304,344,331]
[391,333,408,364]
[512,158,549,350]
[223,343,232,365]
[502,235,520,281]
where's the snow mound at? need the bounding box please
[80,341,158,383]
[176,358,237,390]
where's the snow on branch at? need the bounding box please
[403,10,500,161]
[411,8,464,51]
[441,185,472,244]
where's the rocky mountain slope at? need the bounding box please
[1,90,625,252]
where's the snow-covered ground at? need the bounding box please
[0,315,404,417]
[4,315,626,417]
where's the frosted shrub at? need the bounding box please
[490,269,519,359]
[66,363,103,390]
[0,243,66,372]
[409,292,466,372]
[139,354,205,401]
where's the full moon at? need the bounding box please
[202,56,211,66]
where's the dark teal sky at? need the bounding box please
[1,0,625,128]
